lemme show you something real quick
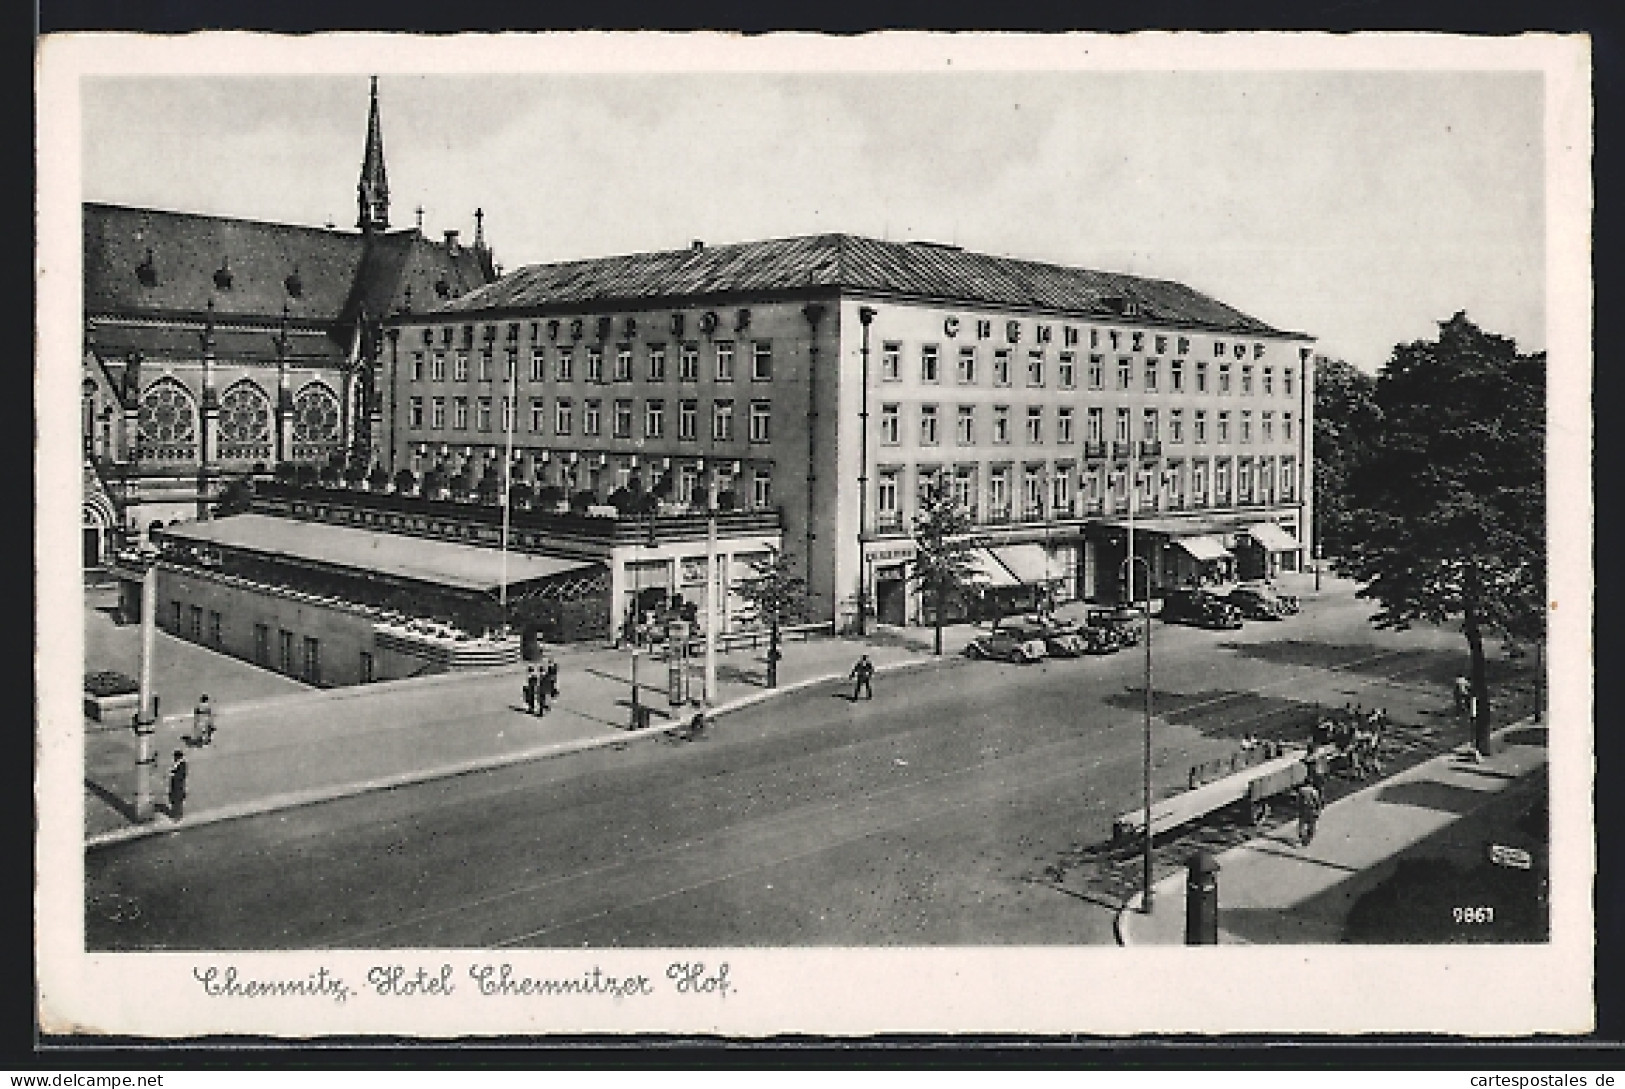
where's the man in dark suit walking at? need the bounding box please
[849,654,875,701]
[168,750,189,820]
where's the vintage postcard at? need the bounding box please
[36,31,1593,1037]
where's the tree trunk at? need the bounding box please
[1463,566,1491,755]
[933,575,944,656]
[767,614,780,688]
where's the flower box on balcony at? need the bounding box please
[1112,442,1134,460]
[1083,442,1109,460]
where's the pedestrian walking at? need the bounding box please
[167,750,188,820]
[543,660,560,707]
[192,694,215,746]
[523,668,538,715]
[1453,675,1472,716]
[849,654,875,701]
[1295,780,1322,846]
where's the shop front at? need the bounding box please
[1234,521,1302,581]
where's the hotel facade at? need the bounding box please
[384,234,1315,630]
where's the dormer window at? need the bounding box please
[136,249,158,287]
[213,260,233,291]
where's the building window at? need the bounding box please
[920,404,940,445]
[1170,358,1184,392]
[988,467,1010,518]
[1193,409,1207,444]
[881,342,901,382]
[1023,466,1043,519]
[952,466,974,511]
[615,346,634,382]
[1052,467,1072,513]
[992,405,1011,444]
[680,343,699,382]
[454,350,470,382]
[712,341,733,381]
[1283,412,1295,442]
[408,397,424,429]
[477,398,493,432]
[957,405,976,444]
[877,470,899,525]
[1144,358,1159,391]
[1027,349,1045,387]
[1239,411,1253,443]
[679,400,698,441]
[752,470,772,509]
[752,342,772,381]
[1143,408,1159,442]
[431,397,446,429]
[1217,411,1231,443]
[613,399,633,438]
[1025,405,1043,444]
[586,347,603,384]
[453,397,470,430]
[411,352,425,381]
[749,401,771,443]
[501,397,514,434]
[530,348,546,382]
[302,636,321,685]
[1057,406,1074,444]
[359,651,374,684]
[1284,366,1296,397]
[712,400,734,440]
[1281,457,1297,500]
[880,404,899,444]
[531,399,546,433]
[208,610,222,645]
[1191,461,1209,506]
[1261,411,1274,443]
[584,399,602,436]
[1239,460,1254,503]
[1262,366,1274,396]
[993,349,1012,386]
[1087,407,1104,443]
[1218,361,1232,394]
[555,399,573,435]
[1114,407,1131,443]
[1117,357,1132,390]
[431,351,446,381]
[1058,352,1076,389]
[920,344,941,383]
[479,347,494,382]
[253,623,270,666]
[1241,364,1254,395]
[505,347,518,382]
[556,348,574,382]
[648,343,667,381]
[1088,354,1105,390]
[957,346,977,384]
[279,629,295,674]
[1169,408,1184,444]
[646,399,665,439]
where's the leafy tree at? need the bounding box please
[732,549,809,687]
[212,475,254,517]
[295,463,319,487]
[392,467,417,495]
[1335,313,1544,755]
[367,464,391,491]
[1312,354,1384,557]
[536,484,565,508]
[475,469,503,506]
[909,478,985,656]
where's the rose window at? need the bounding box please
[136,380,196,448]
[219,382,271,445]
[292,384,341,444]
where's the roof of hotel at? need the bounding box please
[428,233,1298,337]
[163,513,596,593]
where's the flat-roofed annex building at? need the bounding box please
[383,233,1315,629]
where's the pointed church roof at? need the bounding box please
[357,75,390,232]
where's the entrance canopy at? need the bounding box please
[1174,535,1231,562]
[1246,522,1300,553]
[987,543,1054,584]
[965,549,1021,588]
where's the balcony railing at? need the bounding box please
[219,442,273,462]
[1111,442,1134,460]
[1083,441,1108,460]
[875,512,905,532]
[134,442,198,462]
[1139,440,1162,458]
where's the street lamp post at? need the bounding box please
[856,306,877,636]
[1120,462,1156,914]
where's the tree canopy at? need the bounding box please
[910,478,985,655]
[1311,354,1383,557]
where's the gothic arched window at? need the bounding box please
[219,380,272,457]
[135,378,197,458]
[292,382,341,446]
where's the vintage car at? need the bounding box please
[1224,585,1289,620]
[1159,588,1245,630]
[1018,615,1090,658]
[1085,606,1142,648]
[1233,581,1300,616]
[965,622,1050,663]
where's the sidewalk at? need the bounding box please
[85,622,981,848]
[1115,720,1549,945]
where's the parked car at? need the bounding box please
[1159,588,1245,630]
[1224,585,1288,620]
[1019,615,1089,658]
[1076,624,1123,654]
[1233,581,1300,616]
[1086,606,1142,648]
[965,622,1050,663]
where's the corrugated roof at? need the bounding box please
[163,513,596,593]
[431,234,1292,336]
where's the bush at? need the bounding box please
[716,489,738,511]
[393,468,418,495]
[84,671,139,697]
[368,464,391,491]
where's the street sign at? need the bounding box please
[1488,844,1533,870]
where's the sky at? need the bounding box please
[80,66,1547,372]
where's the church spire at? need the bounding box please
[357,76,390,233]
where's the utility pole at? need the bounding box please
[704,482,718,708]
[856,306,877,636]
[133,563,158,821]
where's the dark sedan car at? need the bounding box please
[1160,588,1245,629]
[1225,585,1288,620]
[1085,606,1142,648]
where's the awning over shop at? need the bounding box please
[1246,522,1301,553]
[989,543,1056,584]
[965,549,1021,588]
[1174,535,1231,562]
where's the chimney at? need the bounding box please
[444,230,461,254]
[691,239,704,251]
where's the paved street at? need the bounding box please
[85,581,1511,949]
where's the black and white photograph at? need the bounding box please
[36,31,1592,1037]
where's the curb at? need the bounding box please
[1111,715,1543,946]
[85,652,943,851]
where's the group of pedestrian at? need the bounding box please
[523,659,560,717]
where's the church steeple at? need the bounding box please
[357,76,390,233]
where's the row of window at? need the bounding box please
[170,603,329,684]
[409,340,774,386]
[879,404,1295,447]
[412,454,778,511]
[872,457,1299,522]
[879,345,1296,397]
[408,396,773,443]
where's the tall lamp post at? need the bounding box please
[1121,462,1157,914]
[855,306,877,636]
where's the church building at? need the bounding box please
[81,78,500,567]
